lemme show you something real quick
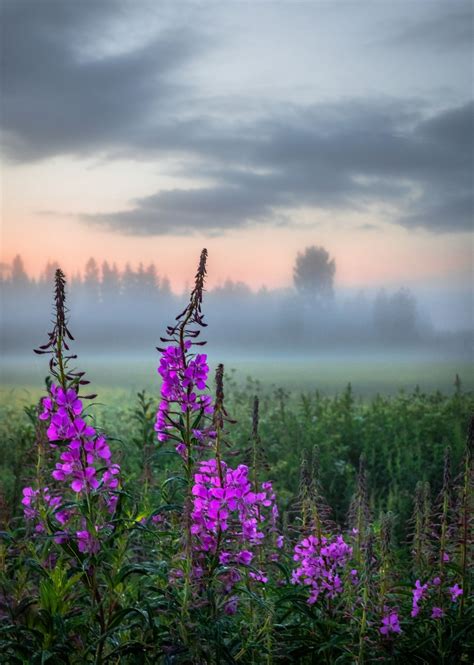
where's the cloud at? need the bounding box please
[384,4,473,51]
[0,0,206,161]
[83,182,281,235]
[1,1,472,235]
[86,100,473,235]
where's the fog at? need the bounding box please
[1,256,472,393]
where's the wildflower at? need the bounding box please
[431,607,444,619]
[224,596,239,615]
[236,550,253,565]
[76,529,100,555]
[350,568,359,585]
[219,551,232,565]
[24,267,121,558]
[449,583,463,602]
[292,534,352,604]
[380,611,402,636]
[56,387,83,415]
[155,249,213,454]
[47,411,75,442]
[22,487,39,520]
[71,466,98,493]
[411,579,428,617]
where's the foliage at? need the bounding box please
[293,245,336,303]
[0,253,472,664]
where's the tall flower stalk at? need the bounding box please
[25,269,120,553]
[154,249,213,629]
[457,416,473,615]
[155,248,212,480]
[23,268,122,664]
[349,454,371,564]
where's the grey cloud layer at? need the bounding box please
[2,1,472,234]
[386,4,473,51]
[86,100,473,235]
[1,0,204,160]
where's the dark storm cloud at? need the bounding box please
[86,100,473,235]
[0,0,205,161]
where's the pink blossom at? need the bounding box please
[380,611,401,636]
[449,584,463,602]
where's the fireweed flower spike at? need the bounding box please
[23,268,120,554]
[187,366,279,595]
[155,249,213,468]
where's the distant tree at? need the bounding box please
[40,260,60,287]
[120,263,136,298]
[144,263,159,294]
[83,257,100,304]
[293,245,336,303]
[70,271,82,291]
[373,288,418,342]
[160,276,171,297]
[212,279,252,299]
[101,261,120,301]
[11,254,29,288]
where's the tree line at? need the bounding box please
[1,250,436,353]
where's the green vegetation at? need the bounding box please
[1,377,472,541]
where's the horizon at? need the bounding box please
[1,1,472,303]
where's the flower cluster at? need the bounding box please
[190,458,279,584]
[155,343,213,455]
[41,384,120,498]
[22,383,120,553]
[21,486,61,531]
[292,534,353,604]
[411,577,463,618]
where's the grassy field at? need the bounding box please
[2,349,473,399]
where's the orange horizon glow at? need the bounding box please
[2,221,471,292]
[2,157,471,294]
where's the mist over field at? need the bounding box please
[1,255,472,394]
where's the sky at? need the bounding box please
[1,0,473,300]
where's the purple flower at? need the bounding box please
[183,354,209,390]
[431,607,444,619]
[155,343,213,447]
[411,579,429,618]
[22,487,39,520]
[292,533,352,604]
[84,435,111,463]
[47,411,75,441]
[236,550,253,566]
[380,611,401,636]
[76,530,100,555]
[103,464,120,490]
[73,418,95,439]
[39,396,55,421]
[224,596,239,615]
[71,466,99,493]
[449,584,463,602]
[56,387,83,415]
[219,551,232,565]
